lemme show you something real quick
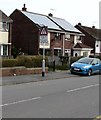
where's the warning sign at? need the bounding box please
[40,26,48,35]
[39,26,50,48]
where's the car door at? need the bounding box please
[91,59,100,73]
[97,59,101,73]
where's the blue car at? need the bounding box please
[70,57,101,76]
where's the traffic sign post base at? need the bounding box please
[42,71,45,77]
[42,59,45,77]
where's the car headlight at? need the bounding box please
[83,66,90,68]
[71,64,74,67]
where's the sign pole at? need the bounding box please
[40,26,48,77]
[42,43,45,77]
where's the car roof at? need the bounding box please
[79,57,100,61]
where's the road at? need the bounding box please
[1,74,100,118]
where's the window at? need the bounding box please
[3,22,9,31]
[54,33,61,40]
[83,52,88,57]
[65,34,70,41]
[3,45,7,56]
[0,22,2,30]
[0,22,9,31]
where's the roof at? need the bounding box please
[73,43,92,49]
[48,16,81,33]
[0,10,13,22]
[21,11,61,31]
[75,24,101,40]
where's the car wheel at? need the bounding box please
[99,70,101,75]
[88,69,92,76]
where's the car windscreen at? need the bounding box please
[77,58,93,64]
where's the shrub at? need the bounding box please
[70,56,83,65]
[55,64,69,70]
[24,56,34,68]
[2,55,46,68]
[31,56,42,67]
[16,55,25,66]
[2,59,18,67]
[95,56,101,60]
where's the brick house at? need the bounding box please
[10,5,92,57]
[10,8,65,56]
[48,16,92,57]
[75,23,101,55]
[0,10,13,57]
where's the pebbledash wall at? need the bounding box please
[1,67,48,76]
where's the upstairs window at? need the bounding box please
[0,22,9,31]
[0,22,2,30]
[65,34,70,41]
[54,33,61,40]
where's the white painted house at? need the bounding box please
[0,10,13,56]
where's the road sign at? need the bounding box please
[40,35,48,43]
[40,26,48,35]
[40,26,49,48]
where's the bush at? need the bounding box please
[2,59,18,67]
[2,55,48,68]
[31,56,42,67]
[16,55,25,66]
[55,64,69,70]
[24,57,34,68]
[70,56,83,65]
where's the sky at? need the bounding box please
[0,0,100,28]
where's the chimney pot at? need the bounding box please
[78,22,81,26]
[48,13,53,17]
[22,4,27,11]
[92,26,95,28]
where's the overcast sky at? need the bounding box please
[0,0,100,28]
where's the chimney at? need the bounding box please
[92,25,95,28]
[48,13,53,17]
[22,4,27,11]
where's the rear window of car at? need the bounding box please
[77,58,93,64]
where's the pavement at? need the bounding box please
[0,70,76,86]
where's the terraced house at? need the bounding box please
[10,4,92,57]
[0,10,13,57]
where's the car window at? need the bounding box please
[78,58,93,64]
[92,59,100,65]
[97,59,101,64]
[92,59,97,64]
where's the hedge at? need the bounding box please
[2,55,48,68]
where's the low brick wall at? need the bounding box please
[0,67,48,76]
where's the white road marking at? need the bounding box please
[0,97,41,107]
[67,84,99,93]
[0,84,99,107]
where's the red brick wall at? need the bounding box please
[1,67,48,76]
[50,32,63,48]
[10,10,39,55]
